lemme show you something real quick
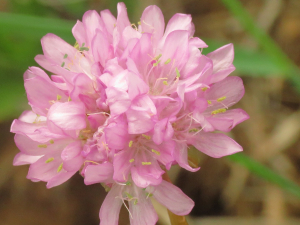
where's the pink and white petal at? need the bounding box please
[127,72,149,100]
[63,155,84,172]
[27,152,63,182]
[205,76,245,110]
[140,5,165,46]
[92,29,113,67]
[210,65,236,84]
[100,9,117,36]
[84,162,114,185]
[46,171,76,188]
[82,10,104,46]
[205,117,234,132]
[160,13,193,46]
[129,188,158,225]
[131,167,162,188]
[99,185,123,225]
[106,87,131,115]
[70,73,94,101]
[72,20,87,47]
[61,140,82,161]
[126,109,154,134]
[25,76,67,116]
[105,120,129,150]
[189,132,243,158]
[174,142,200,172]
[206,43,234,74]
[14,134,72,156]
[13,153,42,166]
[116,2,131,33]
[150,180,194,216]
[47,102,86,131]
[189,37,208,48]
[24,66,51,82]
[113,150,134,183]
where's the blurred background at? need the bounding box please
[1,0,300,224]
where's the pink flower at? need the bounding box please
[11,2,249,224]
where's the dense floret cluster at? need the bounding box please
[11,3,249,225]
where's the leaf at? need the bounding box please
[220,0,300,92]
[227,153,300,199]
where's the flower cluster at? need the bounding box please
[11,3,249,225]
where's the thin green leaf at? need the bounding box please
[227,153,300,198]
[0,12,74,42]
[220,0,300,91]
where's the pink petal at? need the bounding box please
[14,134,72,156]
[106,87,131,115]
[72,20,87,47]
[189,132,243,158]
[205,76,245,110]
[127,72,149,100]
[24,76,68,116]
[13,153,42,166]
[174,142,200,172]
[99,185,123,225]
[82,10,104,46]
[92,29,113,67]
[84,162,114,185]
[46,171,75,188]
[140,5,165,46]
[160,13,193,47]
[131,166,162,188]
[100,9,117,36]
[150,180,194,216]
[105,119,129,150]
[206,43,235,83]
[63,155,84,172]
[47,102,86,131]
[126,109,154,134]
[113,149,134,183]
[116,2,131,33]
[61,140,82,161]
[128,188,158,225]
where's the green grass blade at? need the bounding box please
[227,153,300,198]
[220,0,300,91]
[0,12,74,42]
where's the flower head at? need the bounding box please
[11,2,249,224]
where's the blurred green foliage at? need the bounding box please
[1,0,300,200]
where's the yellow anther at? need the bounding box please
[138,21,141,25]
[164,58,171,65]
[57,94,62,101]
[142,162,152,165]
[155,54,162,60]
[63,54,68,59]
[151,149,161,156]
[134,199,138,205]
[142,134,151,140]
[57,163,63,172]
[74,41,80,50]
[49,140,54,144]
[38,144,47,148]
[207,100,212,104]
[125,192,133,199]
[68,96,72,102]
[189,128,199,133]
[129,159,135,163]
[201,87,208,91]
[129,140,133,147]
[153,60,161,67]
[125,181,132,186]
[211,108,227,115]
[217,96,226,102]
[45,157,54,163]
[163,80,168,85]
[175,67,180,78]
